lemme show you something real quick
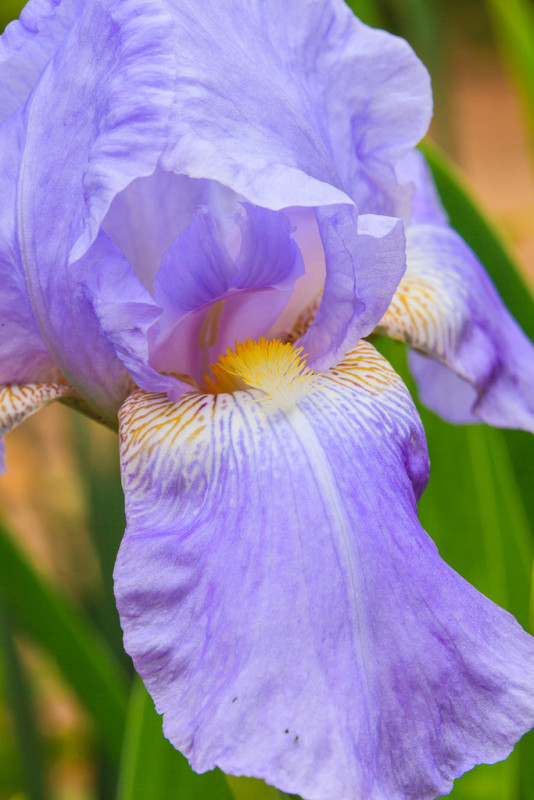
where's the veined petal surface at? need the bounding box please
[382,151,534,431]
[379,224,534,431]
[0,382,71,437]
[0,111,56,384]
[160,0,431,215]
[19,0,430,275]
[115,341,534,800]
[17,0,429,405]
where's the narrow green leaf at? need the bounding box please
[486,0,534,155]
[419,139,534,339]
[116,678,234,800]
[72,415,129,668]
[226,776,279,800]
[387,0,443,79]
[344,0,385,28]
[0,518,128,760]
[0,601,49,800]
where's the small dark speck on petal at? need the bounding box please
[284,729,289,734]
[232,697,238,703]
[294,736,299,743]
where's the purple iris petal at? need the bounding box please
[83,233,187,400]
[0,111,56,384]
[16,0,432,273]
[378,151,534,432]
[1,1,534,796]
[15,0,432,400]
[233,204,303,292]
[408,353,479,425]
[102,171,239,290]
[301,207,405,369]
[150,205,304,384]
[0,0,83,123]
[406,224,534,431]
[153,209,237,322]
[16,0,178,418]
[396,150,447,227]
[158,0,431,214]
[35,231,138,422]
[115,342,534,800]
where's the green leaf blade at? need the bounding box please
[0,518,128,760]
[0,601,49,800]
[117,678,234,800]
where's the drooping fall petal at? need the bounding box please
[379,223,534,432]
[115,340,534,800]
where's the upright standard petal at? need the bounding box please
[17,0,429,405]
[150,206,304,384]
[102,170,239,290]
[0,111,57,384]
[115,340,534,800]
[160,0,431,215]
[300,207,405,369]
[19,0,430,277]
[15,0,179,418]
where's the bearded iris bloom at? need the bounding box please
[1,1,534,799]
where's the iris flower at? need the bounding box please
[1,1,534,798]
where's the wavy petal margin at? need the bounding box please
[0,0,83,122]
[114,341,534,800]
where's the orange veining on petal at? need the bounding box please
[0,383,73,436]
[325,341,402,395]
[376,262,467,360]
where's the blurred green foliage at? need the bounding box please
[1,1,534,800]
[0,0,25,33]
